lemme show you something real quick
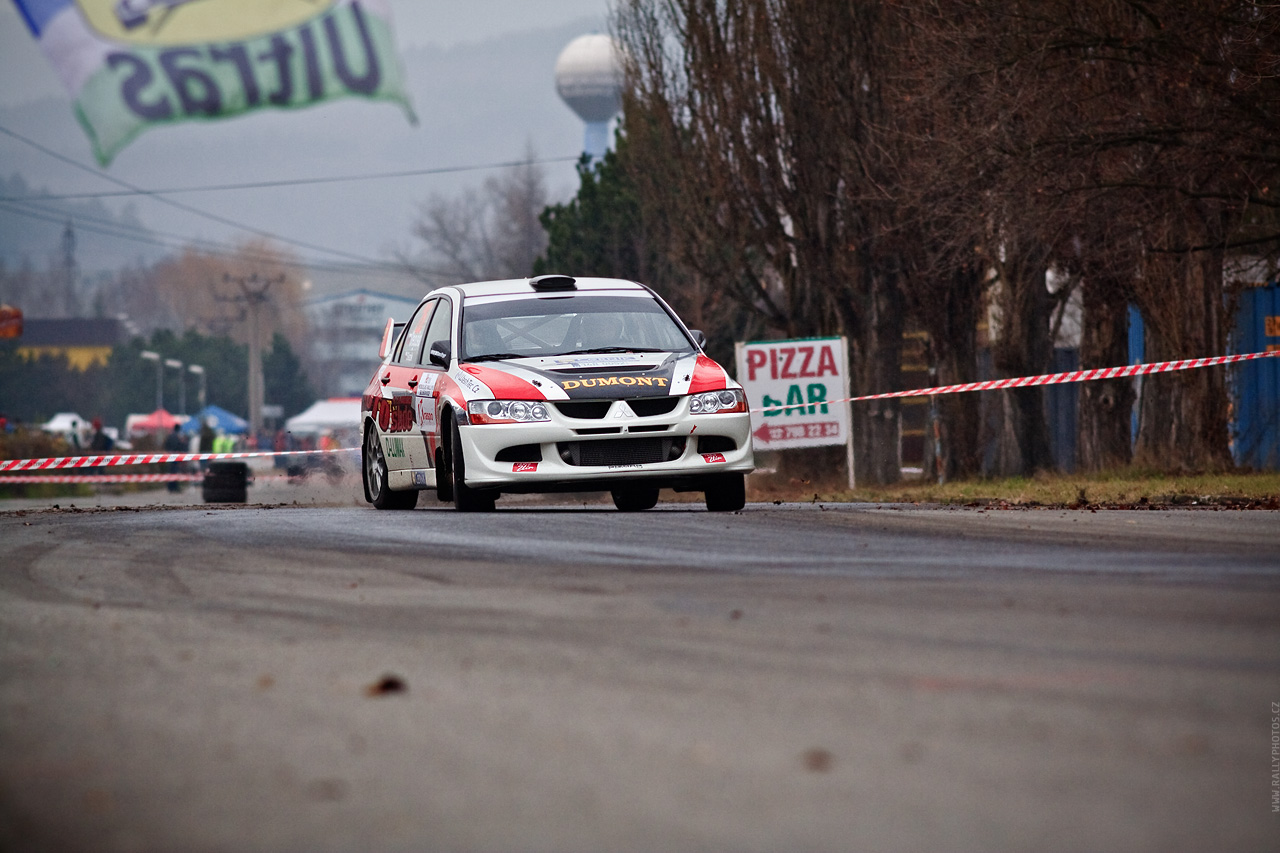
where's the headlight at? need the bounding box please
[467,400,551,424]
[689,388,747,414]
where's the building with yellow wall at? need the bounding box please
[16,319,124,370]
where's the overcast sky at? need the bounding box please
[0,1,614,271]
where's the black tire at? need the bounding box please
[704,473,746,512]
[364,427,418,510]
[449,420,495,512]
[611,488,660,511]
[202,482,248,503]
[435,445,453,503]
[203,462,248,503]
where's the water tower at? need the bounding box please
[554,34,623,161]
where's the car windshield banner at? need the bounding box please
[12,0,416,164]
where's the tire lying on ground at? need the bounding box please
[203,461,249,503]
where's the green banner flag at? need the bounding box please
[13,0,417,164]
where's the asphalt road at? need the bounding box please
[1,484,1278,852]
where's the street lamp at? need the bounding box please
[188,364,206,410]
[140,350,162,410]
[164,358,185,414]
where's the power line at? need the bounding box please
[0,155,581,202]
[0,198,456,279]
[0,124,412,269]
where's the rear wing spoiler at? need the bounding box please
[378,318,405,359]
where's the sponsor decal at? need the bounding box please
[512,462,538,473]
[607,464,644,470]
[560,376,669,390]
[14,0,416,164]
[701,452,726,463]
[370,394,414,432]
[452,369,486,396]
[386,436,405,458]
[415,373,440,396]
[416,397,435,429]
[411,469,427,486]
[551,355,650,369]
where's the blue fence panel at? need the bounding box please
[1230,284,1280,470]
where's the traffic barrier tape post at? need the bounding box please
[749,349,1280,414]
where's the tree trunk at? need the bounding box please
[991,249,1054,476]
[1133,220,1233,472]
[1076,275,1134,471]
[922,265,984,481]
[853,264,904,485]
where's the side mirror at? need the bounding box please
[428,339,451,368]
[690,329,707,348]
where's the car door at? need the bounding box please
[414,295,454,472]
[375,298,434,473]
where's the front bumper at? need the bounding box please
[457,401,754,492]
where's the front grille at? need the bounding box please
[627,397,680,417]
[554,397,681,420]
[554,401,612,419]
[557,437,686,466]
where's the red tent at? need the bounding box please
[132,408,182,432]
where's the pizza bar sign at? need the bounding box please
[734,337,851,450]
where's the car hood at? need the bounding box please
[455,351,732,400]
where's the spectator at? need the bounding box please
[198,417,216,471]
[163,423,186,492]
[89,419,113,452]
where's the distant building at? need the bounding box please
[17,317,124,369]
[304,289,419,397]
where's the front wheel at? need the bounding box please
[704,473,745,512]
[364,427,418,510]
[449,420,495,512]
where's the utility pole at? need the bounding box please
[221,273,282,438]
[61,220,78,316]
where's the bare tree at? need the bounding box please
[616,0,914,483]
[406,146,549,286]
[896,0,1279,473]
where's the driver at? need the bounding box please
[578,312,627,351]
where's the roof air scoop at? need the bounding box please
[530,275,577,292]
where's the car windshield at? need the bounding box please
[460,294,695,361]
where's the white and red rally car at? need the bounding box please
[360,275,754,511]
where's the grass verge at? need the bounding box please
[749,468,1280,508]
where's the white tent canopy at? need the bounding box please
[285,398,361,437]
[41,412,88,435]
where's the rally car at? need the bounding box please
[360,275,754,512]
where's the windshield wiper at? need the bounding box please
[464,353,529,362]
[555,346,667,356]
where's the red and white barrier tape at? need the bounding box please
[1,350,1274,471]
[0,473,205,484]
[751,349,1280,414]
[0,447,351,475]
